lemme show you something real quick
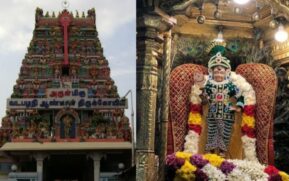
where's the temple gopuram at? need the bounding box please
[0,7,132,181]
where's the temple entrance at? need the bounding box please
[44,154,93,181]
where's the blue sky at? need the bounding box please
[0,0,136,125]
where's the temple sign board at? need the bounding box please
[7,98,127,109]
[7,88,128,109]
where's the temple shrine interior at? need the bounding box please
[137,0,289,180]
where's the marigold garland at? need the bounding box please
[279,171,289,181]
[241,113,255,128]
[176,152,193,161]
[176,160,197,176]
[188,112,202,125]
[203,154,225,167]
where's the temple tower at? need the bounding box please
[0,8,133,181]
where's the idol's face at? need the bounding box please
[212,65,226,82]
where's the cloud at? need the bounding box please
[95,2,136,38]
[0,0,136,54]
[111,69,136,77]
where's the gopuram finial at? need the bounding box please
[62,0,70,10]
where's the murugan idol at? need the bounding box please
[202,48,243,156]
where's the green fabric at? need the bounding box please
[209,45,227,57]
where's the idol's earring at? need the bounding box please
[208,70,213,80]
[225,70,231,80]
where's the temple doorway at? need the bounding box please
[44,154,93,181]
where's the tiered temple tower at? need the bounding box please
[0,8,132,181]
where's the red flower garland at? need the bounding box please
[265,165,280,176]
[241,105,256,138]
[243,105,255,116]
[188,124,202,135]
[190,104,202,113]
[241,124,256,138]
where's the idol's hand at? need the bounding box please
[229,106,241,112]
[200,91,209,105]
[200,95,208,103]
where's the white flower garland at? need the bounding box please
[227,168,250,181]
[197,159,268,180]
[230,72,256,105]
[230,72,258,162]
[229,159,269,181]
[184,130,199,153]
[185,72,258,161]
[241,135,258,162]
[202,164,226,181]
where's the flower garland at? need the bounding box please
[183,82,204,153]
[166,152,289,181]
[184,72,258,161]
[231,72,258,161]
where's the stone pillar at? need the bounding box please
[158,30,172,180]
[88,153,104,181]
[136,13,175,180]
[137,16,160,181]
[34,154,47,181]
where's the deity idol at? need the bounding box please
[202,50,243,156]
[167,42,277,164]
